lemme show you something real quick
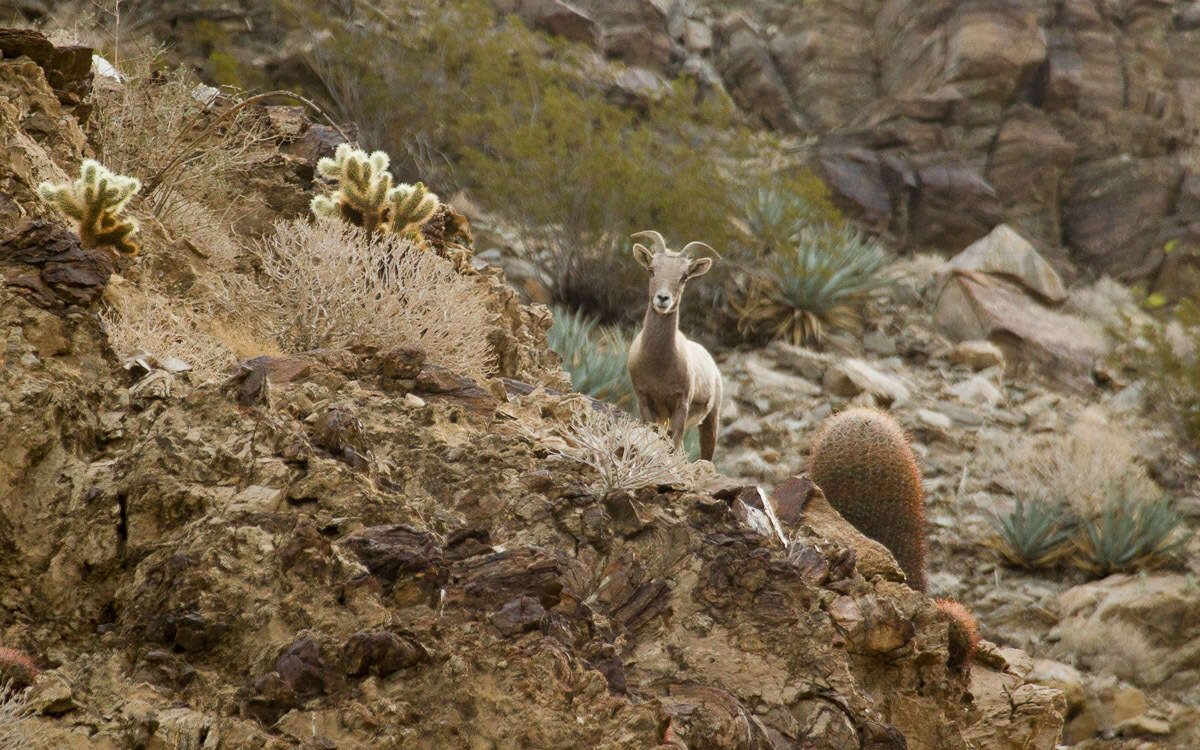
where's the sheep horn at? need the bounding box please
[680,241,721,259]
[631,229,668,255]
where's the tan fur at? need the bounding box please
[626,231,723,461]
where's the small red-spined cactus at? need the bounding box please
[933,598,980,674]
[807,407,927,592]
[0,647,38,689]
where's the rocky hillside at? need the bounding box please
[16,0,1199,296]
[497,0,1200,299]
[0,29,1072,750]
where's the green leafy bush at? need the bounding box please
[1109,297,1200,448]
[729,225,891,346]
[1074,494,1190,576]
[985,497,1077,570]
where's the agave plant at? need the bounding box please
[547,306,636,410]
[1074,495,1190,577]
[740,184,807,255]
[731,226,891,346]
[985,497,1078,569]
[737,173,843,255]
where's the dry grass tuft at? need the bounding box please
[101,280,237,381]
[993,412,1159,517]
[87,49,271,258]
[1054,620,1158,686]
[257,219,494,380]
[0,682,46,748]
[549,405,702,494]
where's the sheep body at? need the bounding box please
[626,230,723,461]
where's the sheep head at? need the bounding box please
[631,230,715,315]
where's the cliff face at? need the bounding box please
[0,32,1067,749]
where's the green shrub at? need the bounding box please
[729,225,891,346]
[1074,494,1190,577]
[1109,297,1200,448]
[985,497,1077,569]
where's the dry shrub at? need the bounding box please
[550,405,702,494]
[0,682,45,748]
[993,412,1159,517]
[1066,276,1144,332]
[101,280,236,381]
[1054,620,1158,686]
[257,219,493,380]
[88,49,271,259]
[151,196,243,269]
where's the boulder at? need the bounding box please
[933,270,1103,390]
[1063,156,1183,279]
[943,0,1047,103]
[948,340,1006,371]
[1049,573,1200,691]
[823,358,911,406]
[0,28,92,113]
[815,146,1004,252]
[494,0,601,47]
[714,13,803,132]
[984,106,1076,247]
[946,224,1067,303]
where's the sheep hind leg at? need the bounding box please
[698,407,719,462]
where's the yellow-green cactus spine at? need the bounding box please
[388,181,438,236]
[38,160,141,256]
[310,143,394,233]
[311,144,441,237]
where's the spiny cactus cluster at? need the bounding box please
[310,143,439,236]
[38,160,141,256]
[0,647,37,689]
[807,407,927,592]
[933,598,980,674]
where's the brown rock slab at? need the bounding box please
[770,476,908,587]
[933,270,1103,390]
[945,224,1067,303]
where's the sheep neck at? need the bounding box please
[641,304,683,364]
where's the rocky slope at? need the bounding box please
[0,29,1069,750]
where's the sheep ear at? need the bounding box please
[633,243,654,269]
[687,256,713,279]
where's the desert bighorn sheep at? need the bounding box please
[627,230,723,461]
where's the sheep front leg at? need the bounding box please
[668,401,688,454]
[635,391,655,426]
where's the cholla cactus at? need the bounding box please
[311,144,394,233]
[38,160,141,256]
[310,144,439,236]
[389,181,438,236]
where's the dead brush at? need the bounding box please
[87,49,273,259]
[0,680,45,748]
[256,219,494,381]
[547,405,703,495]
[100,279,238,381]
